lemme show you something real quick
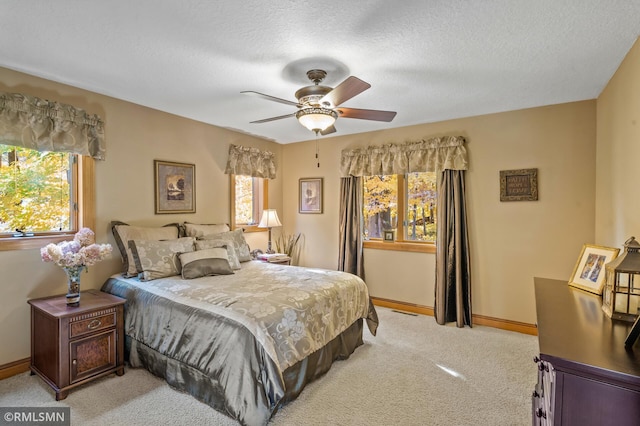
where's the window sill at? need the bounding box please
[236,225,267,234]
[0,234,75,252]
[363,240,436,254]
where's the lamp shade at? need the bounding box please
[296,107,337,132]
[258,209,282,228]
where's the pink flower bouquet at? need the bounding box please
[40,228,112,268]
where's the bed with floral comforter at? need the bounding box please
[101,260,378,426]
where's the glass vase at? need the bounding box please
[63,266,85,307]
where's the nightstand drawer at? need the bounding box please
[69,309,117,338]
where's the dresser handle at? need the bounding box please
[72,359,77,365]
[87,319,102,330]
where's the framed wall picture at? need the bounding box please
[383,230,396,242]
[154,160,196,214]
[568,244,620,294]
[500,168,538,201]
[299,178,323,214]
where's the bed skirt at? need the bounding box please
[125,318,364,425]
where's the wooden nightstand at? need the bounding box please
[28,289,125,400]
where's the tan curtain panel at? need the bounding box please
[224,144,276,179]
[340,135,467,176]
[435,169,472,327]
[0,92,105,160]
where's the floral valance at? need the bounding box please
[340,135,467,176]
[224,144,276,179]
[0,92,106,160]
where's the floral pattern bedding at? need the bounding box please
[113,260,375,370]
[102,260,377,425]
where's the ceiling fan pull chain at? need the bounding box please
[315,131,320,168]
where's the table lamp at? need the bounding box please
[258,209,282,254]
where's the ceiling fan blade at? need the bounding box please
[320,76,371,107]
[337,107,397,122]
[241,91,300,107]
[249,113,296,124]
[320,125,336,136]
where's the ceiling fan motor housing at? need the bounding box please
[295,85,333,107]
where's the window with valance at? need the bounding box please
[224,144,276,179]
[224,144,276,231]
[0,91,105,160]
[340,136,467,248]
[0,92,103,250]
[338,135,472,327]
[340,135,467,177]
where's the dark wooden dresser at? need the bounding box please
[533,277,640,425]
[28,289,125,400]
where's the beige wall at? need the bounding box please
[283,100,597,324]
[0,67,281,365]
[596,38,640,247]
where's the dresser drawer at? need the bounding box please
[69,310,116,338]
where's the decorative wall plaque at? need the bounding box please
[500,168,538,201]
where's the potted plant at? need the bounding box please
[274,232,304,265]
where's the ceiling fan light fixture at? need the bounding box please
[296,107,337,133]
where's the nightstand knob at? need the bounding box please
[72,359,77,365]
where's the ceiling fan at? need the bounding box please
[242,69,397,136]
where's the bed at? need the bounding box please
[101,221,378,426]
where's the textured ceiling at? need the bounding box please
[1,1,639,144]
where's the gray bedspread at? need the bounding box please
[101,260,378,425]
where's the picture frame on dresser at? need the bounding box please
[568,244,620,295]
[154,160,195,214]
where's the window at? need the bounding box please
[363,172,437,252]
[230,174,268,232]
[0,144,94,251]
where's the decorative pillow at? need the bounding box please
[196,239,241,270]
[111,221,180,277]
[179,248,234,279]
[199,229,251,262]
[128,237,195,281]
[183,223,230,238]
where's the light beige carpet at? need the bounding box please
[0,307,538,425]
